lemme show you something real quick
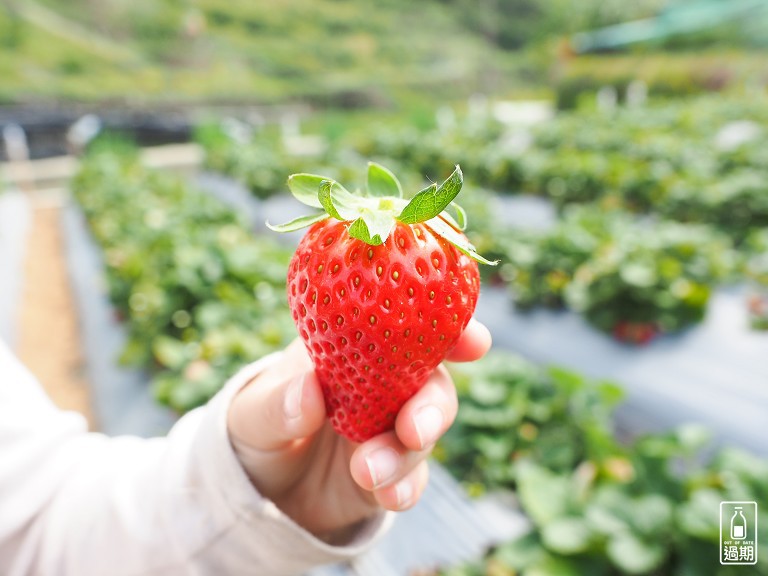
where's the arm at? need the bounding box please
[0,318,490,575]
[0,343,388,576]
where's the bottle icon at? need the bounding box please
[731,507,747,540]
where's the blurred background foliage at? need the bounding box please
[0,0,765,106]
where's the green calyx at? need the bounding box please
[266,161,497,265]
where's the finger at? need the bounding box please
[395,364,458,451]
[447,317,492,362]
[228,349,326,452]
[372,460,430,511]
[349,431,430,492]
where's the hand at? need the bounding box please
[227,318,491,544]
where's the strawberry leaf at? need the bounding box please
[318,180,344,220]
[367,162,403,198]
[348,217,384,245]
[427,216,498,265]
[449,201,467,230]
[439,203,467,232]
[279,162,495,265]
[361,209,396,244]
[266,212,328,232]
[397,165,463,224]
[398,182,436,222]
[318,179,363,221]
[288,174,330,208]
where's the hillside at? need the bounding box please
[0,0,527,105]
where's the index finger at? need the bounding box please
[446,317,492,363]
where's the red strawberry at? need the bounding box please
[612,320,659,345]
[269,163,495,442]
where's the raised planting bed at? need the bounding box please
[476,284,768,457]
[71,147,297,414]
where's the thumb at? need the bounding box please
[228,358,327,452]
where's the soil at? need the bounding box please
[16,195,95,429]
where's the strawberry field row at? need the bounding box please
[436,354,768,576]
[362,95,768,239]
[197,96,768,243]
[481,207,740,342]
[71,143,296,413]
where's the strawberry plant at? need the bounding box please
[661,169,768,245]
[565,220,735,339]
[359,118,526,193]
[439,429,768,576]
[745,230,768,331]
[268,162,495,441]
[478,200,735,341]
[195,121,303,199]
[434,351,768,576]
[499,208,616,309]
[520,149,612,207]
[436,352,623,494]
[718,136,768,173]
[73,144,296,412]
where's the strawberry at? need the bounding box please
[269,163,495,442]
[612,320,659,345]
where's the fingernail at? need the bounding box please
[395,481,413,508]
[413,405,444,449]
[283,374,305,421]
[365,448,399,488]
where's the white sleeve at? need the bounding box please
[0,342,391,576]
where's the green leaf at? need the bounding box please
[360,209,396,244]
[494,532,546,570]
[317,178,364,221]
[607,532,665,574]
[541,517,593,555]
[596,381,626,407]
[119,337,149,367]
[629,494,673,537]
[266,212,328,233]
[398,165,463,224]
[437,211,463,232]
[367,162,403,198]
[348,218,384,245]
[586,503,629,536]
[526,554,584,576]
[620,262,657,287]
[287,173,327,208]
[399,182,436,220]
[318,180,344,220]
[152,336,189,370]
[449,201,467,230]
[468,377,509,405]
[547,366,585,394]
[676,488,722,539]
[675,423,711,453]
[426,216,498,265]
[516,461,572,526]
